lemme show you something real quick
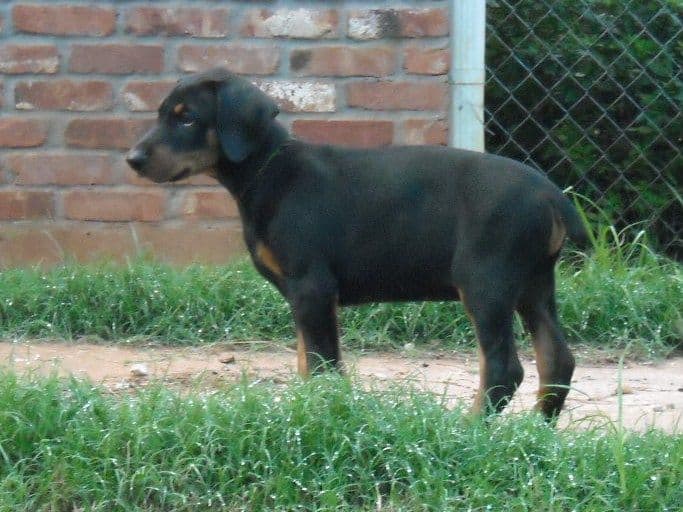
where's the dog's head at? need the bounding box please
[126,68,280,183]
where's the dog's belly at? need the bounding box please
[334,250,457,305]
[337,282,459,305]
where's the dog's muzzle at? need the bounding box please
[126,148,148,173]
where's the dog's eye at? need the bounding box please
[177,111,196,128]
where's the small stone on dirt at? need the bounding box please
[614,384,633,395]
[130,363,149,378]
[219,355,236,365]
[113,380,132,391]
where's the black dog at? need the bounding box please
[127,68,588,418]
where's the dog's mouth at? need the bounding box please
[169,168,192,182]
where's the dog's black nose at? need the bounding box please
[126,148,148,172]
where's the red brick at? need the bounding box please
[292,120,394,148]
[180,190,238,220]
[402,119,448,146]
[63,190,166,222]
[65,119,154,150]
[0,45,59,74]
[242,9,338,38]
[4,152,115,185]
[0,227,63,266]
[13,4,115,36]
[122,81,176,112]
[0,118,48,148]
[178,45,279,75]
[129,224,245,265]
[348,9,449,39]
[404,47,450,75]
[290,47,395,77]
[15,80,112,111]
[70,45,164,74]
[0,224,137,267]
[0,190,54,220]
[126,7,229,37]
[346,81,448,111]
[0,223,246,266]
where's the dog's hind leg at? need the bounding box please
[517,269,575,419]
[459,283,524,415]
[288,271,341,376]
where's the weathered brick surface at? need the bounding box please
[15,80,112,111]
[126,7,229,37]
[178,45,279,74]
[0,118,48,148]
[404,47,450,75]
[402,119,448,145]
[180,190,239,220]
[4,153,115,186]
[122,81,176,112]
[0,44,58,74]
[347,81,448,111]
[290,47,395,77]
[258,81,336,112]
[0,0,452,266]
[13,4,116,36]
[0,190,54,220]
[348,9,449,39]
[65,119,154,150]
[70,44,164,74]
[63,190,166,222]
[242,9,339,39]
[292,120,394,147]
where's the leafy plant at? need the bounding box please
[486,0,682,257]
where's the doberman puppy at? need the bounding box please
[127,68,588,419]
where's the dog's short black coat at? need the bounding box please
[127,68,589,419]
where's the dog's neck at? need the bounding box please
[214,121,290,200]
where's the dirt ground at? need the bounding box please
[1,340,680,433]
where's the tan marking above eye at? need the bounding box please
[173,103,185,115]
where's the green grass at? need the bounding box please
[0,370,680,511]
[1,236,681,358]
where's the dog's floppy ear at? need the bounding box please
[215,77,280,163]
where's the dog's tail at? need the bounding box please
[551,194,590,252]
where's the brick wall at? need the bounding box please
[0,1,450,267]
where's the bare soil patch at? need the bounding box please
[1,341,680,432]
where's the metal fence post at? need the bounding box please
[450,0,486,152]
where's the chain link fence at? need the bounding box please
[485,0,682,258]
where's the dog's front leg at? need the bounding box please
[287,272,341,376]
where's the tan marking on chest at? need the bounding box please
[255,242,283,277]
